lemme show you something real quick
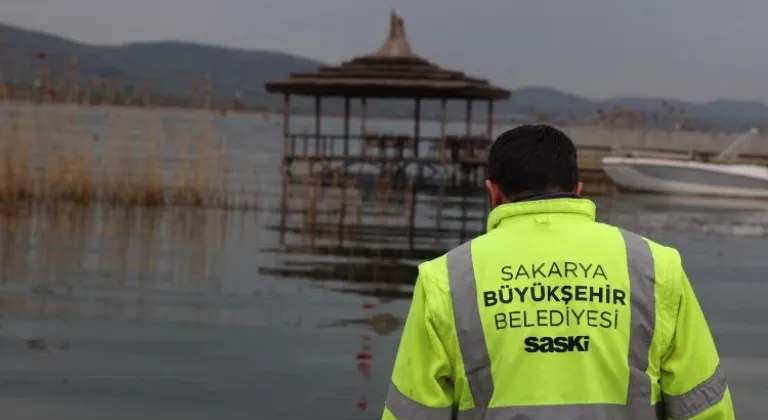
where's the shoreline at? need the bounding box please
[0,98,526,125]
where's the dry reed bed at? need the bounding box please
[0,102,257,213]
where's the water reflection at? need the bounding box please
[320,313,402,336]
[0,163,765,418]
[597,194,768,237]
[261,168,486,300]
[0,203,254,330]
[263,166,768,304]
[0,108,760,418]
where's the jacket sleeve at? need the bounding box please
[660,265,735,420]
[382,267,454,420]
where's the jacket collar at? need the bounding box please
[486,194,596,232]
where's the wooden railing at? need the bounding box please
[282,133,768,170]
[283,133,491,165]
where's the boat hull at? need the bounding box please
[602,157,768,199]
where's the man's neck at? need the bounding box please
[508,191,581,203]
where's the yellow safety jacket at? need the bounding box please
[382,197,734,420]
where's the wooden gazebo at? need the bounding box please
[266,11,510,248]
[265,11,510,184]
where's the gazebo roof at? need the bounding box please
[264,11,511,100]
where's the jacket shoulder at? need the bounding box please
[612,227,690,363]
[609,225,686,305]
[612,226,684,271]
[416,240,473,294]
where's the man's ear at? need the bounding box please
[575,181,583,195]
[485,179,504,209]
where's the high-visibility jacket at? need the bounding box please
[382,197,734,420]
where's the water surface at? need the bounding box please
[0,109,766,419]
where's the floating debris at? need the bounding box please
[23,337,71,352]
[24,337,49,351]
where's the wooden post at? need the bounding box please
[435,98,448,249]
[462,99,473,185]
[408,98,421,250]
[486,100,494,140]
[279,93,292,245]
[361,97,368,157]
[465,99,473,137]
[459,183,468,243]
[413,98,421,177]
[407,179,416,251]
[413,98,421,157]
[314,96,322,157]
[279,170,288,246]
[466,99,473,168]
[283,94,292,157]
[343,96,351,160]
[339,96,351,247]
[439,98,447,163]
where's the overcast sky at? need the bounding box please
[1,0,767,102]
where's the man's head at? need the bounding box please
[485,124,582,209]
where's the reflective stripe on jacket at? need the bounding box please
[382,197,734,420]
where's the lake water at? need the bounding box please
[0,109,767,419]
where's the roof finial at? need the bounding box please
[373,10,414,58]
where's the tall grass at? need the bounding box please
[0,79,253,213]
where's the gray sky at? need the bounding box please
[1,0,767,102]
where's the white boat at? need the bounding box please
[601,128,768,198]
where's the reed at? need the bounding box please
[0,76,256,213]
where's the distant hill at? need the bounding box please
[0,22,767,131]
[0,23,323,110]
[506,87,768,132]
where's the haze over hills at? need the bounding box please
[0,23,322,109]
[0,22,766,132]
[509,87,768,131]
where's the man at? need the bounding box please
[381,125,734,420]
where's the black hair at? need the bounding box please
[486,124,579,197]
